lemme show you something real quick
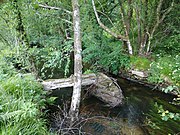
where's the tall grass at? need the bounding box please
[0,57,51,134]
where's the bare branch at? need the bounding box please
[147,0,174,53]
[92,0,128,41]
[61,18,73,25]
[151,0,163,37]
[38,4,72,14]
[159,1,174,24]
[135,5,142,46]
[97,10,115,28]
[118,0,133,55]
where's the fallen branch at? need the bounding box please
[42,73,97,90]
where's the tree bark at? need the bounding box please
[69,0,82,122]
[118,0,133,55]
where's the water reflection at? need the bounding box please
[49,77,179,135]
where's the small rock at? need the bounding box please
[131,70,148,78]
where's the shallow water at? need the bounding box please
[49,77,180,135]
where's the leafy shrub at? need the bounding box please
[148,61,164,83]
[148,55,180,85]
[31,39,73,79]
[154,34,180,55]
[145,100,180,135]
[155,103,180,121]
[162,85,179,94]
[83,38,130,74]
[0,41,53,135]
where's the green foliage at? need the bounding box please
[130,56,151,71]
[162,85,179,94]
[30,40,73,79]
[83,37,130,74]
[148,61,164,84]
[155,103,180,121]
[0,56,16,81]
[145,100,180,135]
[0,74,50,135]
[0,49,51,134]
[83,69,94,74]
[0,0,73,79]
[153,1,180,55]
[148,55,180,85]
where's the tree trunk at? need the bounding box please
[92,0,132,55]
[69,0,82,122]
[118,0,133,55]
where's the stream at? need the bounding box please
[48,77,180,135]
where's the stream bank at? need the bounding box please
[117,70,180,96]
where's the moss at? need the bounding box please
[130,56,151,71]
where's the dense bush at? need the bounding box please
[0,74,51,134]
[148,55,180,86]
[83,37,130,74]
[0,51,51,134]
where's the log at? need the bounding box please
[42,73,124,107]
[42,73,97,90]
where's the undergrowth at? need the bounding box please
[0,52,51,135]
[83,38,130,74]
[148,55,180,86]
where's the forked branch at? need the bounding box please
[92,0,128,41]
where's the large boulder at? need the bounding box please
[89,73,124,107]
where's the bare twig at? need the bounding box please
[38,4,72,15]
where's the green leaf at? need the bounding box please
[162,116,169,121]
[46,97,58,105]
[32,3,39,10]
[169,113,174,119]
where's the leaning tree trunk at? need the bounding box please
[92,0,133,55]
[69,0,82,122]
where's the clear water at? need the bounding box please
[49,77,180,135]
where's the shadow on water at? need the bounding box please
[48,77,180,135]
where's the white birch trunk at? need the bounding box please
[69,0,82,121]
[126,40,133,55]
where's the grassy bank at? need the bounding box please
[130,55,180,87]
[0,53,51,134]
